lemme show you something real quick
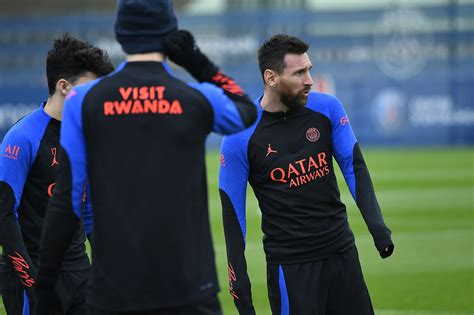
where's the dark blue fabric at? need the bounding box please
[278,265,289,315]
[22,290,29,315]
[114,0,178,54]
[0,106,50,218]
[161,61,173,76]
[305,92,358,200]
[189,82,245,135]
[219,110,262,240]
[83,184,93,236]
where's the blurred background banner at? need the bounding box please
[0,0,473,146]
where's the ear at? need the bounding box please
[264,69,279,87]
[56,79,71,96]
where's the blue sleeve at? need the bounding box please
[219,133,249,239]
[82,183,93,236]
[0,130,33,217]
[0,110,49,216]
[327,96,358,200]
[306,93,357,199]
[59,87,90,219]
[189,82,246,135]
[219,127,256,314]
[0,110,49,293]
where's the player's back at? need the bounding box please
[77,61,220,310]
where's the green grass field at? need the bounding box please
[1,148,473,315]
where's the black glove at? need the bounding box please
[379,243,394,259]
[164,30,218,82]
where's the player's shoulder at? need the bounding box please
[309,91,341,103]
[305,92,344,118]
[2,106,49,145]
[306,92,343,111]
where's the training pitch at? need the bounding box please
[1,147,473,314]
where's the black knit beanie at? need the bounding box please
[114,0,178,54]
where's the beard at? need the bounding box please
[279,85,309,110]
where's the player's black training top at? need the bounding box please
[0,104,92,298]
[219,92,394,314]
[36,61,257,311]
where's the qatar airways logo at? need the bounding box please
[270,152,330,188]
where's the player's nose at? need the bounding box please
[304,72,314,86]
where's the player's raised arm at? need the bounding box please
[165,30,257,134]
[0,129,37,296]
[328,95,394,258]
[219,131,256,315]
[35,86,89,314]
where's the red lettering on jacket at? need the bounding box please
[119,86,166,100]
[340,115,349,125]
[47,182,56,197]
[50,147,59,166]
[211,72,245,96]
[105,86,182,116]
[269,152,330,188]
[228,263,239,300]
[7,252,35,287]
[3,144,20,160]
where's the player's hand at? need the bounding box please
[380,244,394,259]
[164,30,218,82]
[163,30,196,67]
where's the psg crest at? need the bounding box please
[306,127,320,142]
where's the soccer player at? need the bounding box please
[34,1,258,315]
[0,34,114,315]
[219,34,395,315]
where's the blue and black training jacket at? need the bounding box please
[219,92,394,314]
[0,104,92,306]
[36,61,257,312]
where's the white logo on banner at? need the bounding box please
[371,90,474,129]
[409,96,474,127]
[374,7,433,80]
[372,89,406,133]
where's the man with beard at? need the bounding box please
[218,34,394,314]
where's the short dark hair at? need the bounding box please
[46,33,114,95]
[258,34,309,79]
